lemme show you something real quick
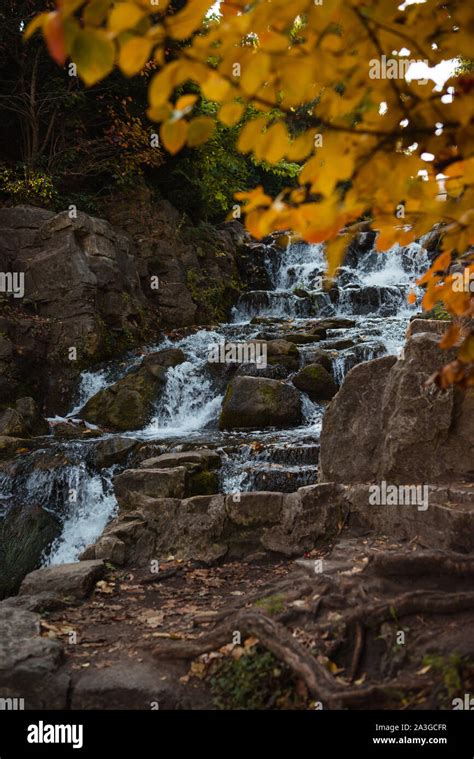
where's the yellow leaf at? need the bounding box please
[108,2,145,34]
[71,28,115,85]
[160,119,188,154]
[257,122,289,164]
[147,103,173,122]
[24,13,48,40]
[237,116,266,154]
[201,73,231,102]
[167,0,211,41]
[119,36,152,76]
[240,52,270,96]
[149,62,180,106]
[218,102,245,126]
[83,0,112,26]
[187,116,215,147]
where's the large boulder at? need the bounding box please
[80,364,166,431]
[219,376,302,429]
[293,364,338,401]
[320,332,474,484]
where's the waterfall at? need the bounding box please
[6,233,431,566]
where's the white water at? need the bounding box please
[46,467,116,566]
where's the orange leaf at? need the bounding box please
[439,323,462,349]
[44,12,67,65]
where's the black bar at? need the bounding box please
[0,710,472,757]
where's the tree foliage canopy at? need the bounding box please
[27,0,474,385]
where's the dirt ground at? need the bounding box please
[42,527,474,710]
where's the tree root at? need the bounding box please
[371,551,474,577]
[342,590,474,628]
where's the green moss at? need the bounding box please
[422,653,465,697]
[210,647,308,710]
[188,469,219,496]
[254,593,285,616]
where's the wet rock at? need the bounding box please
[302,349,334,374]
[52,420,101,439]
[92,436,139,468]
[280,333,325,344]
[19,560,105,600]
[313,318,356,330]
[265,339,300,369]
[407,318,451,337]
[80,364,166,431]
[236,362,290,380]
[322,338,357,350]
[219,376,302,430]
[142,348,186,369]
[293,364,338,401]
[0,436,35,459]
[0,397,48,438]
[0,505,61,599]
[0,607,69,709]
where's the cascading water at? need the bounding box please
[4,236,430,565]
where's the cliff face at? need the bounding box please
[0,196,261,413]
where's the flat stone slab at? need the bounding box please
[139,449,221,470]
[71,661,188,710]
[19,560,105,600]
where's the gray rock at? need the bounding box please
[0,607,68,709]
[71,661,189,710]
[19,560,105,600]
[320,332,474,484]
[113,467,187,509]
[138,449,221,470]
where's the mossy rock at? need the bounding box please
[81,365,167,431]
[188,469,219,496]
[219,376,302,430]
[293,364,338,402]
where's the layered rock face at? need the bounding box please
[320,326,474,485]
[0,201,254,412]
